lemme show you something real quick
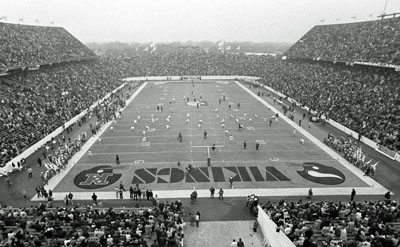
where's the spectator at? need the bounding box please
[285,17,400,65]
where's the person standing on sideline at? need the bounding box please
[351,188,356,201]
[115,186,119,198]
[256,142,260,150]
[130,186,134,199]
[92,193,98,206]
[385,191,391,201]
[243,140,247,149]
[116,155,120,165]
[210,186,215,198]
[195,211,200,227]
[68,192,74,205]
[231,239,238,247]
[142,187,146,200]
[307,188,313,201]
[28,167,33,178]
[218,188,224,200]
[237,238,245,247]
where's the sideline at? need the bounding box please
[31,82,149,200]
[32,80,388,201]
[34,186,387,202]
[234,81,387,191]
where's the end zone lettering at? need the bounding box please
[131,166,290,184]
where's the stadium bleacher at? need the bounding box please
[0,200,184,247]
[254,199,400,247]
[0,22,95,70]
[285,17,400,65]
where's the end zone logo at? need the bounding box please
[74,166,121,189]
[297,162,345,185]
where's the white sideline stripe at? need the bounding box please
[191,145,224,148]
[101,133,295,138]
[93,143,226,146]
[112,127,294,131]
[235,81,388,190]
[74,159,335,166]
[35,82,149,197]
[93,141,317,146]
[90,149,321,155]
[31,186,388,202]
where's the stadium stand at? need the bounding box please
[257,59,400,152]
[252,199,400,247]
[2,53,400,168]
[285,17,400,65]
[0,200,184,247]
[0,60,132,167]
[0,23,95,69]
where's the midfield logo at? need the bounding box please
[131,166,291,184]
[74,166,121,189]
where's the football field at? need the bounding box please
[33,80,387,201]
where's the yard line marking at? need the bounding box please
[101,133,296,137]
[74,159,336,166]
[89,149,322,155]
[93,141,313,146]
[39,81,149,194]
[235,80,387,190]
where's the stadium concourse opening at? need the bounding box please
[32,79,388,202]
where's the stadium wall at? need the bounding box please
[257,205,296,247]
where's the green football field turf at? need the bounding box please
[52,80,370,195]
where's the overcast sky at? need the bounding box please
[1,0,400,43]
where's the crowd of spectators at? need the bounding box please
[2,52,400,166]
[325,133,378,177]
[0,22,95,69]
[285,17,400,66]
[258,60,400,152]
[257,199,400,247]
[2,50,400,167]
[0,59,133,167]
[0,200,184,246]
[102,52,268,77]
